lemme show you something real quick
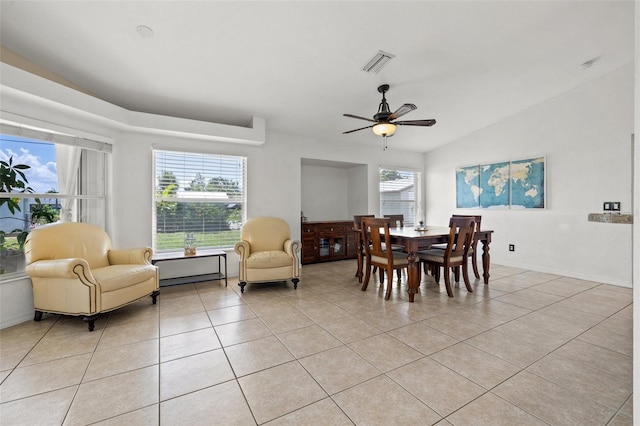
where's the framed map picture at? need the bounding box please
[479,161,510,209]
[510,157,545,209]
[455,165,480,208]
[455,156,546,210]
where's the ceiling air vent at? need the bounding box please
[362,50,395,74]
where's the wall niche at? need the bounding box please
[301,158,368,222]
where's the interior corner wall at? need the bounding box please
[347,164,369,218]
[301,164,350,221]
[300,163,369,222]
[425,64,634,287]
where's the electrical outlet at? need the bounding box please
[509,244,515,252]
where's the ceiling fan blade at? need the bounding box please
[393,119,436,127]
[343,124,374,134]
[343,113,377,123]
[389,103,417,120]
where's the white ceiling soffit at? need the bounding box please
[0,1,634,153]
[0,63,266,145]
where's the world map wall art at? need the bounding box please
[456,157,545,209]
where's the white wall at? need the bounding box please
[300,162,372,222]
[301,164,350,221]
[425,64,634,286]
[300,163,369,222]
[347,165,369,218]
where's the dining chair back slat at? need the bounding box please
[384,214,404,228]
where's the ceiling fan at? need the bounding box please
[343,84,436,149]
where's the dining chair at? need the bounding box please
[361,217,409,300]
[353,214,375,283]
[356,215,402,285]
[429,214,482,279]
[418,216,475,297]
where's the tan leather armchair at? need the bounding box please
[234,217,300,293]
[24,222,159,331]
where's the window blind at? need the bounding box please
[152,149,246,252]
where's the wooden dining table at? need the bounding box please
[388,226,494,302]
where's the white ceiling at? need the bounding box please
[0,1,634,153]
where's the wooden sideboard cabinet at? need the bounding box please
[301,220,358,264]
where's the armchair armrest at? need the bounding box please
[109,247,153,265]
[234,241,251,259]
[284,240,301,256]
[25,258,97,284]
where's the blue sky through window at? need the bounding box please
[0,134,58,193]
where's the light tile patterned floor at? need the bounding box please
[0,260,633,425]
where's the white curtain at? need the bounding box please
[55,144,81,222]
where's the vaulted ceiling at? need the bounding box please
[0,1,634,152]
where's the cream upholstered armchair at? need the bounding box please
[24,222,159,331]
[234,217,300,293]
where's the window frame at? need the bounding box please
[0,123,111,277]
[378,166,423,227]
[152,149,247,253]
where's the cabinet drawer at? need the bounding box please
[319,224,346,235]
[302,224,318,235]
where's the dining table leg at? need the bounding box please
[481,239,491,284]
[406,251,418,302]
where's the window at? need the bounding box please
[0,124,110,276]
[152,149,246,252]
[379,167,422,227]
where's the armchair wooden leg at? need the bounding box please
[34,310,43,322]
[83,315,98,332]
[239,282,247,293]
[150,290,160,304]
[292,278,299,289]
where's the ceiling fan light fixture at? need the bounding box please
[372,122,396,137]
[362,50,395,74]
